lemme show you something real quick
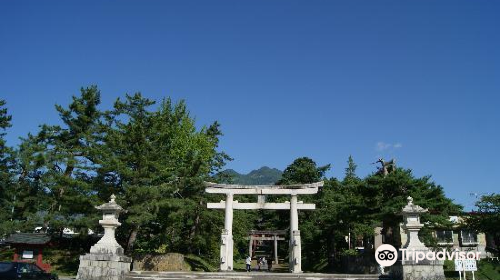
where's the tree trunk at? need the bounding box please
[57,165,74,211]
[127,225,139,253]
[188,202,203,252]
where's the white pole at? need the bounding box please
[274,235,278,264]
[226,193,234,270]
[219,193,234,271]
[249,236,253,259]
[348,228,351,250]
[458,270,462,280]
[289,195,301,273]
[472,271,475,280]
[225,193,233,233]
[290,195,299,232]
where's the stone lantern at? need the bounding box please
[90,194,125,255]
[401,196,428,250]
[77,195,132,280]
[390,196,445,280]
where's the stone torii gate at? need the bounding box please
[205,181,323,273]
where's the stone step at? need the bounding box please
[126,271,391,280]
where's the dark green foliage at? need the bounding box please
[96,94,230,255]
[468,194,500,254]
[277,157,330,185]
[274,156,461,272]
[2,87,230,267]
[11,87,103,235]
[362,168,461,249]
[0,99,16,236]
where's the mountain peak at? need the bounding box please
[219,166,282,185]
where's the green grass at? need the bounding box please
[184,254,217,272]
[310,258,329,272]
[44,249,83,276]
[232,258,247,271]
[444,259,500,280]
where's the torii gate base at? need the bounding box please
[205,182,323,273]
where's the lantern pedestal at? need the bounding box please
[77,195,131,280]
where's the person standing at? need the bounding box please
[267,258,273,272]
[245,256,251,272]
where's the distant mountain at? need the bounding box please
[219,166,282,185]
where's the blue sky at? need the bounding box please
[1,1,499,210]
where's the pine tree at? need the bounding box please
[97,94,230,254]
[277,157,330,185]
[468,194,500,254]
[15,86,103,234]
[363,168,462,249]
[0,99,16,236]
[344,155,358,182]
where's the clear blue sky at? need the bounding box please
[1,1,499,210]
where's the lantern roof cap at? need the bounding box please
[95,194,124,212]
[401,196,428,214]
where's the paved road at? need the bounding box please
[126,271,390,280]
[61,272,391,280]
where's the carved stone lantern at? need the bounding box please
[77,195,131,280]
[391,196,445,280]
[401,196,427,250]
[90,194,126,255]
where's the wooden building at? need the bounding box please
[6,233,52,272]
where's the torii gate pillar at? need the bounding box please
[220,193,234,271]
[289,194,302,273]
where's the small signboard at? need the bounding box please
[22,250,34,259]
[463,259,477,271]
[455,259,477,271]
[454,259,463,271]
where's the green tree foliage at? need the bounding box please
[468,194,500,254]
[277,155,461,271]
[277,157,330,185]
[4,87,230,265]
[12,87,103,234]
[315,156,373,270]
[362,168,461,249]
[0,99,16,236]
[96,93,230,256]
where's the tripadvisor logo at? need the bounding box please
[375,244,398,266]
[375,244,481,266]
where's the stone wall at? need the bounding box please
[340,252,379,274]
[133,253,191,271]
[390,260,446,280]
